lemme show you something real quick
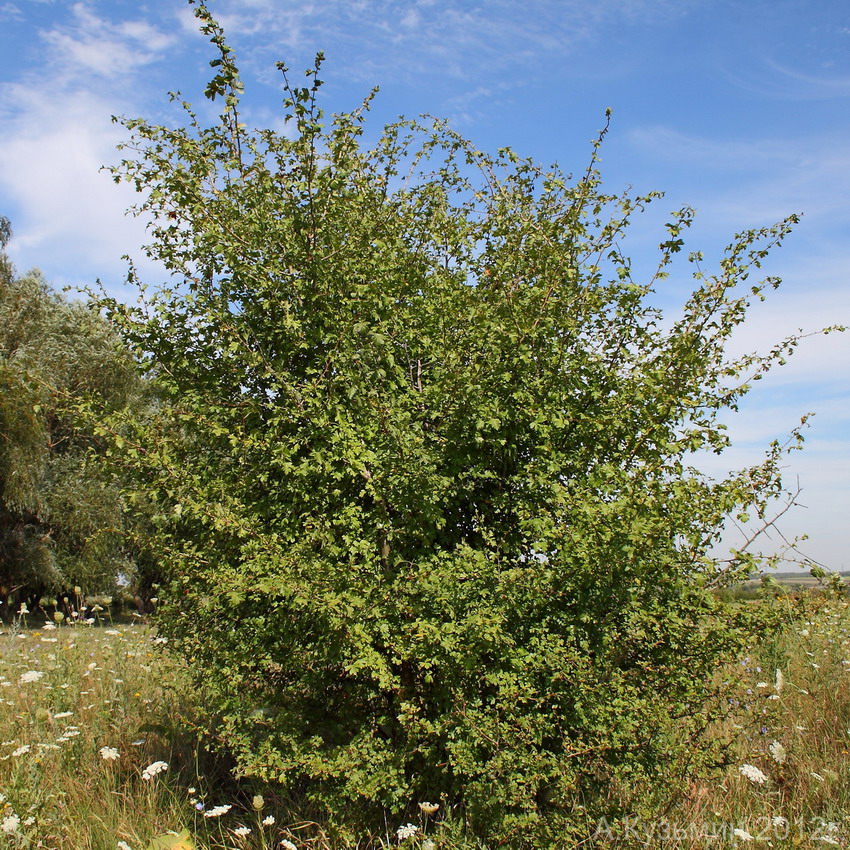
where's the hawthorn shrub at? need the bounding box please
[97,6,829,845]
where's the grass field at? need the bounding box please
[2,594,850,849]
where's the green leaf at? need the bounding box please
[146,830,194,850]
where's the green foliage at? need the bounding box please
[0,220,137,612]
[147,829,194,850]
[98,8,835,844]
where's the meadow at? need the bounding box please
[2,592,850,849]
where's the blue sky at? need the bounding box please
[1,0,848,570]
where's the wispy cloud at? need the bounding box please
[696,413,850,570]
[627,125,850,228]
[0,2,22,22]
[624,119,849,569]
[40,2,178,82]
[628,125,800,172]
[193,0,702,87]
[724,55,850,101]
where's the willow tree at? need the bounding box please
[98,6,834,844]
[0,219,136,618]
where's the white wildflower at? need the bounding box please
[279,841,297,850]
[262,816,275,826]
[117,842,133,850]
[810,771,825,782]
[397,823,419,841]
[418,801,439,815]
[100,746,120,761]
[1,814,20,834]
[733,828,753,841]
[11,745,31,757]
[772,816,788,827]
[54,711,73,719]
[739,763,768,784]
[19,670,44,684]
[141,760,168,780]
[204,804,232,818]
[43,623,56,631]
[768,741,787,765]
[233,826,251,837]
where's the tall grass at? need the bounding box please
[2,595,849,849]
[677,595,850,847]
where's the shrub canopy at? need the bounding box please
[100,7,825,844]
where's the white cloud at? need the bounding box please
[0,4,185,295]
[627,126,850,221]
[697,429,850,571]
[628,125,800,172]
[623,122,850,570]
[0,2,22,22]
[198,0,701,85]
[118,19,175,53]
[721,257,850,382]
[41,3,177,81]
[724,55,850,102]
[0,82,151,292]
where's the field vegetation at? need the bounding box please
[2,589,850,849]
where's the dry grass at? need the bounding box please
[0,618,303,850]
[592,595,850,848]
[2,596,850,849]
[676,596,850,847]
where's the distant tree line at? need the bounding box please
[0,216,154,622]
